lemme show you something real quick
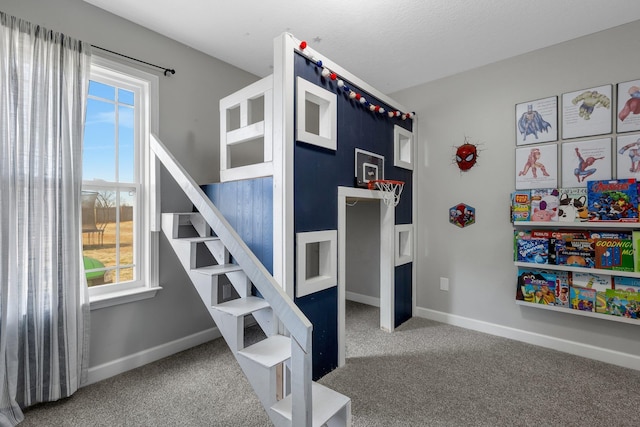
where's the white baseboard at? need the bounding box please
[346,291,380,307]
[415,307,640,372]
[86,327,221,386]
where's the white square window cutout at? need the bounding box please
[394,125,413,170]
[296,230,337,297]
[296,77,337,151]
[395,224,413,266]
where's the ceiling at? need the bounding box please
[84,0,640,94]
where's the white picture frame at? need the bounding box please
[515,96,558,146]
[515,144,558,190]
[616,79,640,133]
[616,133,640,180]
[561,138,611,188]
[561,85,612,139]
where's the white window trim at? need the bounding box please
[394,125,414,170]
[296,77,337,150]
[395,223,413,266]
[86,56,161,310]
[296,230,338,297]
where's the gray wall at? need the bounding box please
[345,201,380,300]
[393,21,640,358]
[1,0,259,368]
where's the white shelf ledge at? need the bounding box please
[514,262,640,278]
[513,221,640,229]
[516,300,640,325]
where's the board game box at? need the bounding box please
[515,231,548,264]
[587,179,639,222]
[555,234,595,268]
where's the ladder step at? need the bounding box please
[193,264,243,276]
[238,335,291,368]
[271,382,350,427]
[213,296,270,316]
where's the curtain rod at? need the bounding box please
[91,45,175,76]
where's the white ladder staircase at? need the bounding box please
[152,135,350,426]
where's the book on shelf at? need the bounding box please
[604,289,640,318]
[558,187,589,222]
[554,270,571,307]
[516,269,556,305]
[593,238,634,271]
[530,188,560,222]
[587,179,639,222]
[571,271,612,291]
[595,291,608,314]
[572,271,612,314]
[613,276,640,293]
[634,230,640,272]
[570,286,596,312]
[511,190,531,222]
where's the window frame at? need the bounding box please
[85,55,161,310]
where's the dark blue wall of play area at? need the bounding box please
[201,177,273,274]
[294,52,413,379]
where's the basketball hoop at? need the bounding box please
[368,179,405,207]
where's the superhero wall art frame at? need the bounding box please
[617,79,640,134]
[515,96,558,146]
[561,84,612,139]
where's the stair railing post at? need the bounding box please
[290,337,312,427]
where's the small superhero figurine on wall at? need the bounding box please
[453,137,481,171]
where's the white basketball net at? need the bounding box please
[373,180,404,207]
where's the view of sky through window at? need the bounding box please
[84,81,135,203]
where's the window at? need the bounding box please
[82,56,159,309]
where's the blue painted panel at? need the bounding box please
[201,177,273,274]
[394,263,412,327]
[294,287,338,380]
[293,53,414,377]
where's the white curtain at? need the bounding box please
[0,12,91,426]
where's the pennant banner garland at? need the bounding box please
[297,40,414,121]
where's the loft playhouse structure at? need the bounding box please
[152,33,415,426]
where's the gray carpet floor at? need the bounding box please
[20,301,640,426]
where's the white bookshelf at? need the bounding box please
[513,220,640,325]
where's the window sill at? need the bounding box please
[89,286,162,310]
